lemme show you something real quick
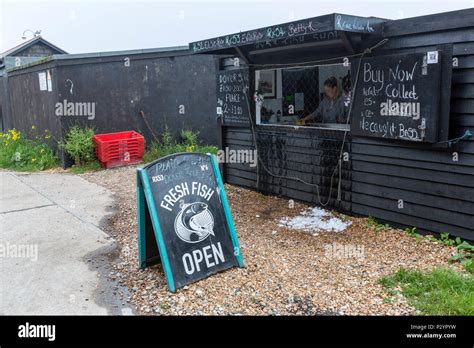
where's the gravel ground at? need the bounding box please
[81,165,461,316]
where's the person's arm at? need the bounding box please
[303,100,324,123]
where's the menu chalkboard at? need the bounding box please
[351,51,442,143]
[137,153,244,292]
[217,68,250,126]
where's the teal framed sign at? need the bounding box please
[137,153,244,292]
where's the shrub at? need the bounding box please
[143,128,217,163]
[0,128,58,171]
[62,126,96,166]
[180,129,199,148]
[161,126,173,148]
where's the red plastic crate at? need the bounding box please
[93,131,145,168]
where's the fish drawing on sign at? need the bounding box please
[174,202,215,243]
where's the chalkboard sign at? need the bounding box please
[137,153,244,292]
[351,51,443,142]
[217,68,251,126]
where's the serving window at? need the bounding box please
[255,64,351,130]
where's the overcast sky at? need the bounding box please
[1,0,472,54]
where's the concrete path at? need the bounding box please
[0,172,125,315]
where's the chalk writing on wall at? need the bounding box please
[254,30,339,50]
[334,14,383,33]
[191,15,333,53]
[217,68,250,125]
[190,14,384,53]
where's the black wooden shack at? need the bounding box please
[190,9,474,240]
[4,46,219,165]
[0,36,67,131]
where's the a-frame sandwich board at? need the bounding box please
[137,153,244,292]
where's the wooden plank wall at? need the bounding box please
[224,126,351,212]
[351,12,474,239]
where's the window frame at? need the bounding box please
[253,63,352,132]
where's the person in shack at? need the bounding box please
[301,76,350,125]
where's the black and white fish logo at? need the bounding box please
[174,202,215,243]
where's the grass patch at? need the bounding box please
[449,240,474,274]
[379,267,474,315]
[403,229,474,275]
[462,260,474,274]
[0,128,59,171]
